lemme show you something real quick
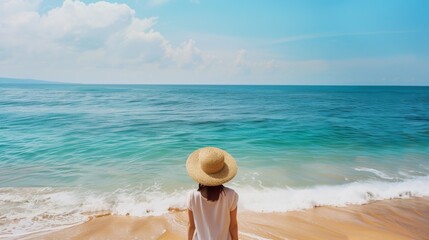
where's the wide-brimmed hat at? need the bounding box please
[186,147,238,186]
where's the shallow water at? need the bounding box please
[1,84,429,236]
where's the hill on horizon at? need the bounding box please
[0,77,60,84]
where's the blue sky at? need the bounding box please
[1,0,428,85]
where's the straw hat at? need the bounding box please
[186,147,238,186]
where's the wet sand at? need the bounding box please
[23,197,429,240]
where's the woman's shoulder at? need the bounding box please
[188,189,199,198]
[223,187,239,209]
[223,186,238,196]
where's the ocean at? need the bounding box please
[1,84,429,238]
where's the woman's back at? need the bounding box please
[185,147,239,240]
[187,187,239,240]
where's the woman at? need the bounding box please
[186,147,239,240]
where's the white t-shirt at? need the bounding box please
[187,187,239,240]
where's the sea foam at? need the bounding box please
[1,175,429,238]
[354,167,396,180]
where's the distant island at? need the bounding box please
[0,77,60,84]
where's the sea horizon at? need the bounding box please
[2,77,429,87]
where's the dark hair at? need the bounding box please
[198,184,224,201]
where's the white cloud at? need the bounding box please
[231,49,288,76]
[271,30,417,45]
[165,39,206,68]
[147,0,171,7]
[0,0,41,16]
[0,0,209,76]
[0,0,338,84]
[234,49,247,67]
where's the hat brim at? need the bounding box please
[186,148,238,186]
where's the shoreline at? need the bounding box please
[20,197,429,240]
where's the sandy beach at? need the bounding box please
[21,197,429,240]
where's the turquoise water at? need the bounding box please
[1,84,429,236]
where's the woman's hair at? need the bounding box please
[198,184,224,201]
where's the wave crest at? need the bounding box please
[1,176,429,238]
